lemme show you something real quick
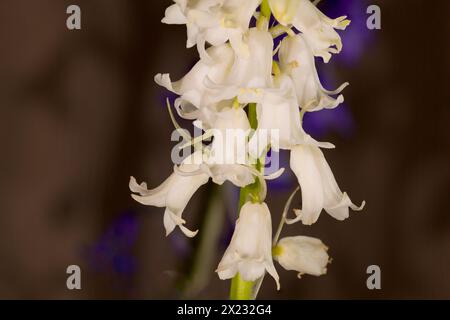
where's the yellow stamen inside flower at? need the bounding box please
[272,245,284,257]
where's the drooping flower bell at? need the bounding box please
[130,147,264,238]
[206,106,251,165]
[247,77,308,160]
[154,42,235,126]
[130,152,208,238]
[202,105,256,187]
[288,143,365,225]
[216,201,280,289]
[279,34,348,112]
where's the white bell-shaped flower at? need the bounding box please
[279,34,348,112]
[130,152,209,238]
[246,75,302,158]
[216,201,280,289]
[289,143,365,225]
[162,0,262,60]
[268,0,350,62]
[207,106,251,165]
[223,28,274,89]
[273,236,329,277]
[202,105,256,187]
[155,42,235,116]
[201,28,274,104]
[172,103,260,190]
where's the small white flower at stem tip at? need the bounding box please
[216,201,280,290]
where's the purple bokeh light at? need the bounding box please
[84,211,139,284]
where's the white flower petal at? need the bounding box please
[163,208,178,236]
[130,175,174,207]
[227,29,274,89]
[161,3,187,24]
[290,143,365,225]
[207,107,251,165]
[247,75,303,158]
[206,28,274,104]
[155,43,235,109]
[130,153,209,237]
[129,176,147,194]
[264,167,285,180]
[289,145,324,225]
[209,165,256,187]
[279,34,348,112]
[154,73,174,92]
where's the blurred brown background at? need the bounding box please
[0,0,449,299]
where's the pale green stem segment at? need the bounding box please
[230,273,254,300]
[260,0,271,18]
[229,103,263,300]
[229,0,271,301]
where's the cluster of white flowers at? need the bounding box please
[130,0,365,292]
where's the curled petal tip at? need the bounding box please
[285,209,304,225]
[264,167,285,180]
[129,176,137,188]
[353,200,366,211]
[180,225,199,238]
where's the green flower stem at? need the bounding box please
[256,0,271,30]
[248,103,258,130]
[260,0,271,18]
[230,272,254,300]
[229,102,267,300]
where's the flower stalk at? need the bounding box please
[229,260,255,300]
[229,102,263,300]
